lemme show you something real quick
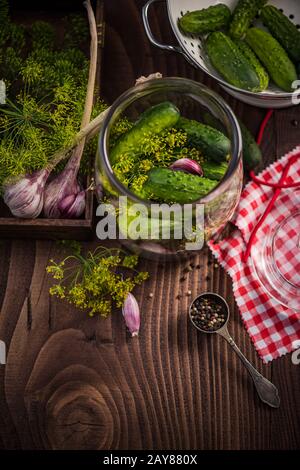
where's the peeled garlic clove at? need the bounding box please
[170,158,203,176]
[122,293,140,337]
[3,169,49,219]
[58,191,86,218]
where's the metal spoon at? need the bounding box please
[189,292,280,408]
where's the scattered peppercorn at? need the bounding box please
[190,295,228,332]
[183,266,192,273]
[291,119,298,127]
[180,276,187,282]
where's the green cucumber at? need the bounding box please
[261,5,300,63]
[234,39,269,90]
[177,116,230,163]
[205,32,262,92]
[202,112,262,171]
[246,28,297,92]
[238,120,262,171]
[229,0,268,39]
[202,161,228,181]
[178,4,231,35]
[110,102,180,164]
[140,168,216,204]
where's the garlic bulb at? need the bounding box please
[43,153,84,219]
[3,169,49,219]
[58,190,86,218]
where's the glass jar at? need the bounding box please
[95,77,243,259]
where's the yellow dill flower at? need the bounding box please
[122,255,139,269]
[139,159,153,172]
[131,174,149,194]
[46,245,149,317]
[49,284,66,298]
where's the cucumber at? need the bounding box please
[110,102,180,164]
[261,5,300,63]
[202,112,262,171]
[205,32,262,92]
[229,0,268,39]
[202,161,228,181]
[202,112,226,133]
[177,116,230,163]
[234,39,269,90]
[246,28,297,92]
[238,120,262,171]
[140,168,216,204]
[178,4,231,35]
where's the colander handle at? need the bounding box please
[142,0,182,54]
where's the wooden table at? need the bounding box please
[0,0,299,451]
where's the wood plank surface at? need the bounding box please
[0,0,299,450]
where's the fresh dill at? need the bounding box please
[47,244,149,317]
[0,0,106,186]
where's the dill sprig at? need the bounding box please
[47,245,149,317]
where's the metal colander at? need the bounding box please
[143,0,300,108]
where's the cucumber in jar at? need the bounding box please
[110,101,180,164]
[177,116,230,162]
[139,168,216,204]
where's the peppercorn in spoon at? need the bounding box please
[189,292,280,408]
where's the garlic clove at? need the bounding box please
[122,293,140,337]
[170,158,203,176]
[3,169,49,219]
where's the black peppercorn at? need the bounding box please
[190,295,228,332]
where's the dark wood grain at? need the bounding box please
[0,0,299,451]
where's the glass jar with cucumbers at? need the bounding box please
[96,77,243,258]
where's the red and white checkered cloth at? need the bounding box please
[208,147,300,363]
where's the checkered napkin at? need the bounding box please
[208,147,300,363]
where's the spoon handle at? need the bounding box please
[218,328,280,408]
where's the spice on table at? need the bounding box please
[187,290,192,296]
[190,295,227,332]
[183,266,193,273]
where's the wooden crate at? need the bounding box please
[0,0,104,240]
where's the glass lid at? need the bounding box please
[252,190,300,312]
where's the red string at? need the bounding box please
[242,108,300,262]
[256,109,274,146]
[249,170,300,188]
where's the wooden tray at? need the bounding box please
[0,0,104,240]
